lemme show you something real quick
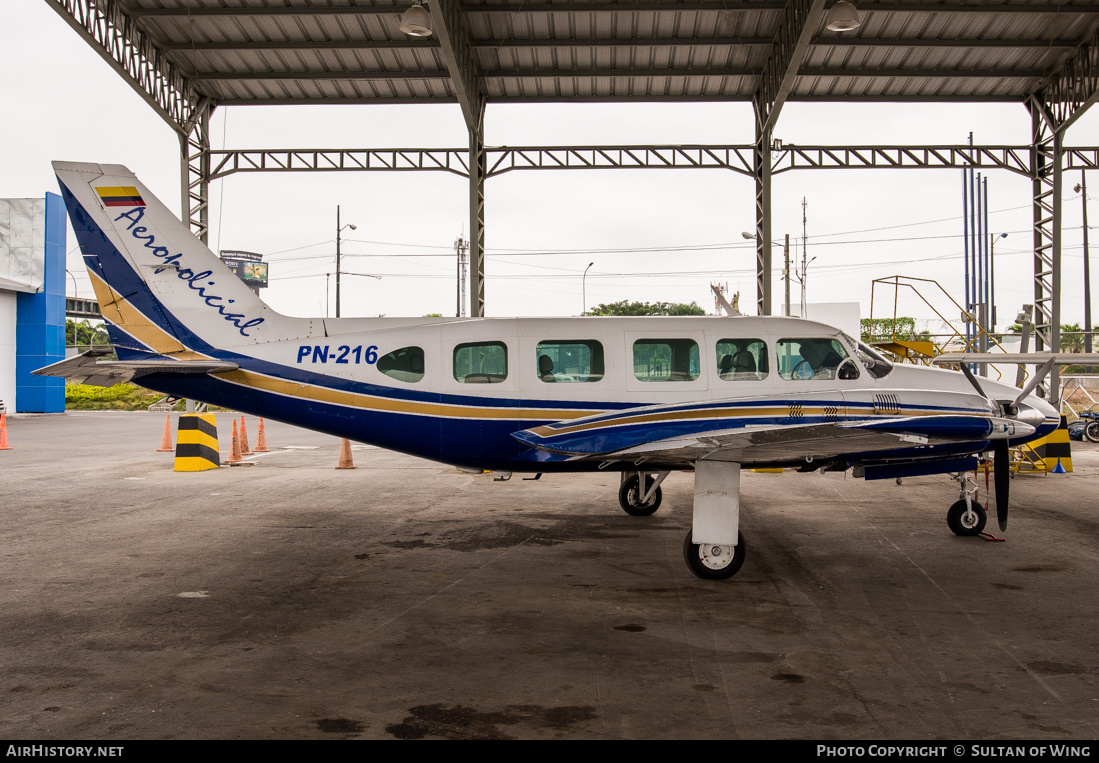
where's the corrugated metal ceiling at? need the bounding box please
[120,1,1099,106]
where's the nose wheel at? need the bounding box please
[683,530,746,579]
[947,499,987,536]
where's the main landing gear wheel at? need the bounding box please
[683,530,746,580]
[618,474,662,516]
[947,499,987,537]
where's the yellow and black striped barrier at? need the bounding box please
[1026,415,1073,473]
[174,413,220,472]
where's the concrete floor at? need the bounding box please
[1,411,1097,740]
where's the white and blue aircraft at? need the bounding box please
[40,161,1076,580]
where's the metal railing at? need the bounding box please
[866,275,1018,382]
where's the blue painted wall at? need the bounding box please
[15,192,66,413]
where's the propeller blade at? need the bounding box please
[994,440,1010,531]
[960,362,988,399]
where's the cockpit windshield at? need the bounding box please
[843,334,894,379]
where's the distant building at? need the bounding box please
[0,194,66,413]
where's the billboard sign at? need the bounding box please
[219,250,268,289]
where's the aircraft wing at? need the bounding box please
[933,352,1099,365]
[33,350,239,387]
[511,400,1009,466]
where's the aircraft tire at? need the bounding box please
[1085,422,1099,443]
[683,530,745,580]
[946,499,987,537]
[618,475,662,516]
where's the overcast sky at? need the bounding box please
[2,0,1096,333]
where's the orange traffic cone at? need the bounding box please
[0,413,12,450]
[157,415,174,452]
[225,419,243,464]
[253,418,270,452]
[239,415,251,455]
[335,438,356,469]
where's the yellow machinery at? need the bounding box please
[867,276,1067,475]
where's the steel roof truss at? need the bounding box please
[1033,23,1099,134]
[207,149,470,181]
[125,2,1099,19]
[755,0,827,136]
[203,143,1096,180]
[772,145,1034,177]
[159,37,1077,53]
[45,0,201,135]
[429,0,486,135]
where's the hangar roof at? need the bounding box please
[98,1,1099,110]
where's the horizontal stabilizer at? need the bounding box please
[33,350,239,387]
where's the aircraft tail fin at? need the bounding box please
[53,161,297,360]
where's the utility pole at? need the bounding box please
[799,197,813,319]
[784,234,791,317]
[1075,173,1092,358]
[336,206,342,319]
[335,206,356,318]
[454,235,468,317]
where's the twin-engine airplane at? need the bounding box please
[40,162,1085,580]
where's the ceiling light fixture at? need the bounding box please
[400,1,433,37]
[825,1,861,32]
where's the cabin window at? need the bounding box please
[454,341,508,383]
[716,339,769,381]
[633,338,699,382]
[377,346,425,383]
[776,338,854,380]
[536,340,605,383]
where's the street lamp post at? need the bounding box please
[335,205,357,318]
[798,248,816,320]
[582,262,594,315]
[989,232,1008,332]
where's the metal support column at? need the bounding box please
[181,98,214,244]
[1028,101,1062,402]
[469,109,486,318]
[753,118,773,316]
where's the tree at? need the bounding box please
[860,317,918,342]
[586,300,706,316]
[1060,323,1084,353]
[66,319,108,347]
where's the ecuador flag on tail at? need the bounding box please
[95,186,145,207]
